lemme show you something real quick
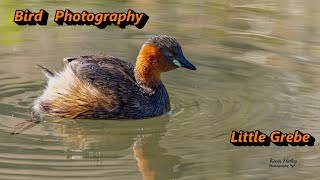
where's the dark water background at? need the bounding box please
[0,0,320,179]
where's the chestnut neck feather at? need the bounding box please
[134,44,174,89]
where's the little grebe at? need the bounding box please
[31,35,196,123]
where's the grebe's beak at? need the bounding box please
[175,54,197,70]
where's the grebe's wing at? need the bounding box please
[65,55,139,93]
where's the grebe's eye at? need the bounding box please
[167,53,174,59]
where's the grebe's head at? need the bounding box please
[145,35,197,71]
[135,35,196,88]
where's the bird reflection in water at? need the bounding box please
[45,116,182,180]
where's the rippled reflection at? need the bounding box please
[47,118,182,180]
